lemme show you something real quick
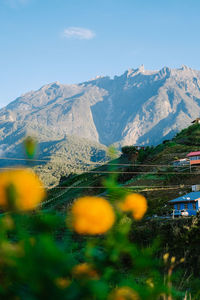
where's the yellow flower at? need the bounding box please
[146,278,154,288]
[119,193,147,220]
[1,241,24,257]
[171,256,176,264]
[0,168,45,210]
[71,196,115,234]
[55,277,71,289]
[72,263,98,279]
[163,253,169,263]
[110,287,140,300]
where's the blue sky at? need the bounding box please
[0,0,200,107]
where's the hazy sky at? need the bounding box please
[0,0,200,107]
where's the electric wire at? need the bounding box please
[0,156,198,207]
[0,166,198,175]
[0,156,192,167]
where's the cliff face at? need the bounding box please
[1,65,200,157]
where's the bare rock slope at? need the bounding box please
[1,65,200,156]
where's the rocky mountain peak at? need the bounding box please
[127,65,145,77]
[1,66,200,155]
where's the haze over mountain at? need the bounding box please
[1,65,200,158]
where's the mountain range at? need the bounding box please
[1,64,200,185]
[1,65,200,150]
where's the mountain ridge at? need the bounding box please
[1,65,200,154]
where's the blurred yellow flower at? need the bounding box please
[0,168,45,210]
[163,252,169,263]
[1,241,24,257]
[171,256,176,264]
[119,193,147,220]
[55,277,71,289]
[72,263,98,279]
[110,287,140,300]
[146,278,154,288]
[71,196,115,234]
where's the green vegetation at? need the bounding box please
[1,123,200,298]
[173,123,200,146]
[39,123,200,297]
[0,169,195,299]
[33,135,110,188]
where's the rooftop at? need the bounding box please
[169,192,200,203]
[187,151,200,157]
[173,158,189,162]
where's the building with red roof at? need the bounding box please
[187,151,200,165]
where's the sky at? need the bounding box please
[0,0,200,107]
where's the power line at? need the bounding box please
[41,184,191,207]
[46,185,189,190]
[0,157,49,162]
[41,185,186,207]
[39,170,197,175]
[0,156,194,167]
[0,166,198,175]
[0,156,109,164]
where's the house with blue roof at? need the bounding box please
[169,192,200,216]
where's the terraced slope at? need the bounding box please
[43,124,200,217]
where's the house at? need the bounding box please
[192,185,200,192]
[169,192,200,216]
[172,158,190,167]
[191,118,200,124]
[187,151,200,166]
[135,146,146,150]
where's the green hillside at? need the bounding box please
[32,135,110,187]
[43,123,200,216]
[0,135,110,188]
[2,123,200,299]
[39,122,200,290]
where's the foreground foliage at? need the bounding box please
[0,165,194,300]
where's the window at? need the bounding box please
[192,202,196,210]
[189,156,200,162]
[185,203,188,209]
[177,203,180,210]
[190,156,199,160]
